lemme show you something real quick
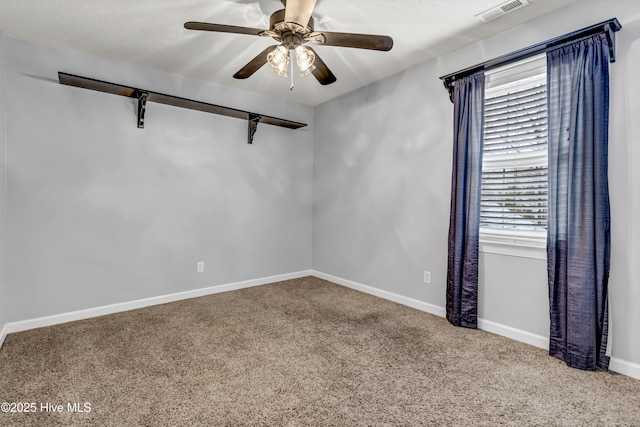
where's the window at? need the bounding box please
[480,55,548,257]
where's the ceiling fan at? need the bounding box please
[184,0,393,86]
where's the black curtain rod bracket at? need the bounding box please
[439,18,622,103]
[58,72,307,143]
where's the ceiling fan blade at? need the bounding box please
[306,47,336,85]
[312,31,393,51]
[284,0,317,27]
[184,22,265,37]
[233,45,278,79]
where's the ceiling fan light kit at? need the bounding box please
[184,0,393,87]
[294,45,316,77]
[267,45,290,76]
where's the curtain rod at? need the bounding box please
[439,18,621,102]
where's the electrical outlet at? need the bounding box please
[424,271,431,284]
[197,261,205,273]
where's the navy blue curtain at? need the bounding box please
[546,33,611,370]
[446,73,485,329]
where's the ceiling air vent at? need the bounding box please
[476,0,531,23]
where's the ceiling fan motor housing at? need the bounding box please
[270,9,314,35]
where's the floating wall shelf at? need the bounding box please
[58,72,307,144]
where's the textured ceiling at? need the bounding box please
[0,0,582,106]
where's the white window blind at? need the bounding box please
[481,55,548,242]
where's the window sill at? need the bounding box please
[479,229,547,260]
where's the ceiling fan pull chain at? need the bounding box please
[289,49,295,91]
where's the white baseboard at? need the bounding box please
[0,322,7,348]
[311,270,446,317]
[4,270,313,336]
[311,270,640,381]
[477,318,549,350]
[3,269,638,381]
[609,358,640,380]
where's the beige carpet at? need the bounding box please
[0,276,638,426]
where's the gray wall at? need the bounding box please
[313,0,640,366]
[0,33,7,336]
[5,37,314,322]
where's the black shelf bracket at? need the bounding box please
[136,91,149,129]
[57,72,307,142]
[248,114,261,144]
